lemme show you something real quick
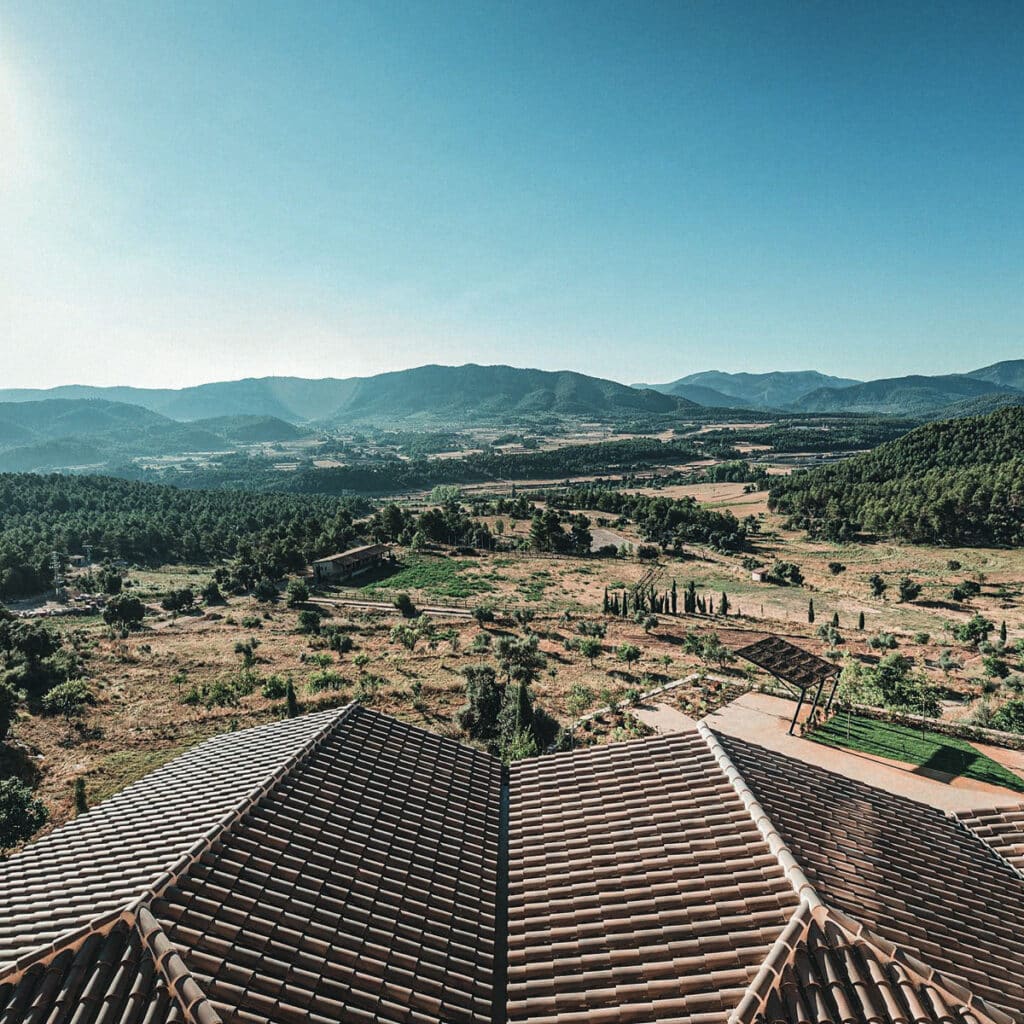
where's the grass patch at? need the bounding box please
[811,714,1024,793]
[362,557,495,599]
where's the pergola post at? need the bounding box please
[824,675,840,715]
[789,689,807,735]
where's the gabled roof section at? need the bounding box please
[733,637,837,692]
[152,708,504,1024]
[507,728,799,1024]
[733,903,1015,1024]
[715,731,1024,1019]
[956,804,1024,878]
[0,706,350,974]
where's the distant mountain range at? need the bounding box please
[1,360,1023,472]
[634,370,862,409]
[0,365,698,428]
[0,400,308,472]
[636,361,1024,415]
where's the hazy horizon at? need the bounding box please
[3,2,1023,389]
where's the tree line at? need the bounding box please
[0,473,370,599]
[542,486,751,553]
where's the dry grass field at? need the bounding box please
[9,484,1024,836]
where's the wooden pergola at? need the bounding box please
[734,636,840,735]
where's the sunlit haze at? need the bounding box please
[2,1,1023,388]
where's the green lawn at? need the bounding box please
[811,714,1024,794]
[361,557,495,599]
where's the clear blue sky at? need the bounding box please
[2,1,1022,388]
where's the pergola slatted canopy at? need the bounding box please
[734,636,840,733]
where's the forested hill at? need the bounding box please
[0,474,369,600]
[768,405,1024,546]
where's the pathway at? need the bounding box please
[706,691,1024,813]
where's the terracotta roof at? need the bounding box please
[0,706,347,973]
[735,903,1011,1024]
[1,706,1021,1024]
[152,708,504,1024]
[716,731,1024,1019]
[507,730,799,1024]
[733,637,838,692]
[957,804,1024,878]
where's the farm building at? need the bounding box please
[312,543,389,582]
[1,705,1022,1024]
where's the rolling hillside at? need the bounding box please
[189,415,311,443]
[790,374,1020,415]
[769,405,1024,545]
[315,364,698,425]
[0,400,256,472]
[0,365,699,425]
[638,370,861,409]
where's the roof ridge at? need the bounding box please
[701,723,1021,1024]
[135,903,222,1024]
[697,722,821,909]
[0,704,355,986]
[728,903,815,1024]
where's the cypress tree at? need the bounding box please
[1000,620,1008,646]
[709,596,714,615]
[286,679,299,718]
[74,778,88,816]
[671,579,678,615]
[858,611,865,630]
[603,588,609,613]
[808,599,815,624]
[720,591,730,616]
[832,611,839,628]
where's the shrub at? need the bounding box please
[253,578,278,603]
[40,679,94,718]
[297,610,322,635]
[394,593,417,618]
[240,615,263,629]
[0,779,48,850]
[103,594,145,629]
[869,632,897,651]
[261,674,290,699]
[286,579,310,607]
[828,562,846,575]
[307,669,347,693]
[161,588,195,613]
[201,580,224,605]
[566,683,595,717]
[472,603,495,625]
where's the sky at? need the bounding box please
[1,1,1023,389]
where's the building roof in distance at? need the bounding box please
[1,704,1021,1024]
[313,543,387,564]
